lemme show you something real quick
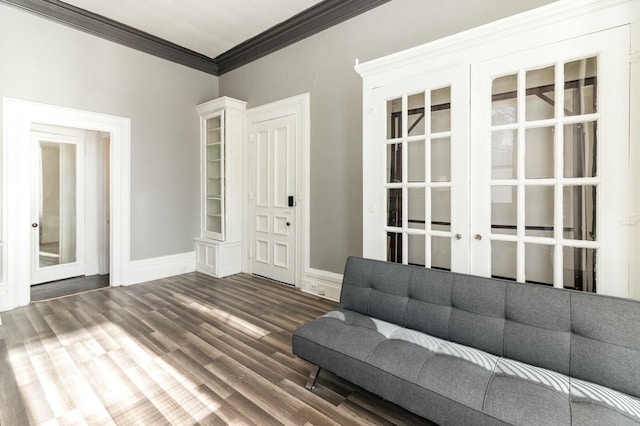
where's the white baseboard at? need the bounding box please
[302,268,343,302]
[125,251,196,286]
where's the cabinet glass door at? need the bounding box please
[205,112,225,240]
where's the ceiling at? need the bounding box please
[1,0,390,75]
[62,0,325,60]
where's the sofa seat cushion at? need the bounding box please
[484,358,572,425]
[294,309,640,425]
[571,378,640,425]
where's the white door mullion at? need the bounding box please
[554,59,565,288]
[516,68,526,283]
[424,89,432,268]
[401,94,409,264]
[402,186,409,264]
[425,184,432,268]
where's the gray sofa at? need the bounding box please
[292,257,640,425]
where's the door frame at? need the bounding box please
[244,93,310,289]
[2,98,131,309]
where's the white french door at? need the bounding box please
[470,27,629,295]
[366,65,470,272]
[365,26,630,296]
[31,132,85,285]
[250,115,297,284]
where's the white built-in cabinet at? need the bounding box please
[356,0,635,298]
[194,97,246,278]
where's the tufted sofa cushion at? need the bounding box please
[293,309,640,426]
[338,257,640,396]
[294,256,640,425]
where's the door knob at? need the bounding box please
[286,221,291,227]
[455,233,462,240]
[474,234,482,240]
[32,223,38,228]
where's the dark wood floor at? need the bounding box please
[0,272,433,425]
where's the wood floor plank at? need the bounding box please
[0,272,434,425]
[0,340,31,426]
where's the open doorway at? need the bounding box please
[2,97,131,311]
[29,124,111,301]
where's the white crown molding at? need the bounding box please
[355,0,635,85]
[196,96,247,116]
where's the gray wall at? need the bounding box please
[219,0,557,274]
[0,4,218,261]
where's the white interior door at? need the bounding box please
[31,132,85,284]
[470,27,630,296]
[250,115,296,284]
[365,65,470,272]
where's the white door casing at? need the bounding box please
[250,115,297,284]
[2,98,130,311]
[244,93,310,291]
[31,131,86,284]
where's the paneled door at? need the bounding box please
[250,115,296,284]
[365,65,470,272]
[31,132,85,284]
[470,26,630,296]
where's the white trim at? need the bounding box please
[2,97,131,311]
[244,93,311,290]
[99,132,111,275]
[302,268,343,302]
[125,251,196,286]
[630,3,640,300]
[355,0,635,87]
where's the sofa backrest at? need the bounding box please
[339,256,640,398]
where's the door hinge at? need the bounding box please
[248,249,253,259]
[629,50,640,64]
[248,191,253,201]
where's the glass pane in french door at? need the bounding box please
[383,81,459,269]
[482,54,602,291]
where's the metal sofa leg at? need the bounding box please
[305,365,321,390]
